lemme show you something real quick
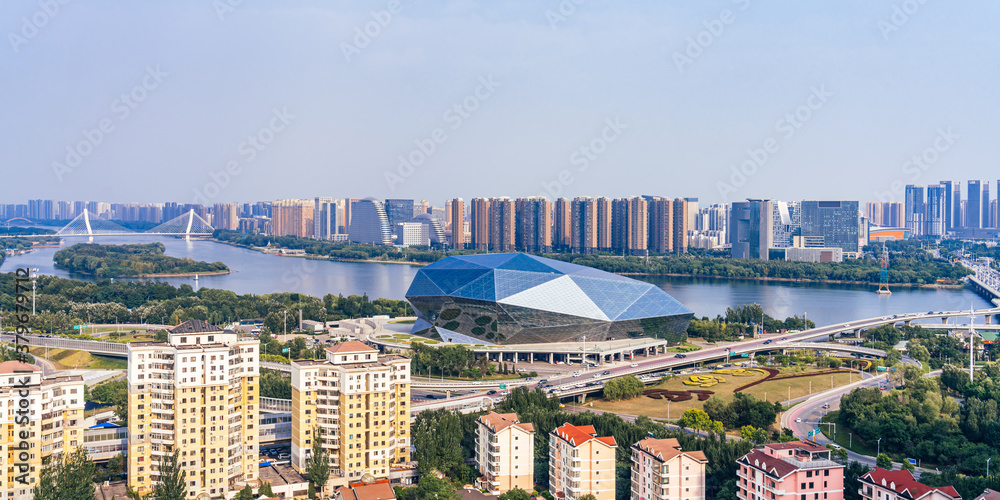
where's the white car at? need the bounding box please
[630,363,638,368]
[795,418,802,423]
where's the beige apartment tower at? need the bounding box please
[549,423,617,500]
[127,320,260,499]
[450,198,464,249]
[0,361,85,500]
[290,341,411,489]
[475,412,535,495]
[630,437,708,500]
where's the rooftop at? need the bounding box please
[333,481,395,500]
[634,437,708,463]
[861,468,960,499]
[478,412,535,434]
[0,360,40,374]
[552,423,616,448]
[258,463,307,487]
[326,340,378,354]
[169,319,220,334]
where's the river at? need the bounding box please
[1,236,993,326]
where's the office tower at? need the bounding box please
[489,197,516,252]
[737,441,844,500]
[859,469,958,500]
[924,185,946,236]
[799,201,861,254]
[572,197,598,254]
[411,213,447,246]
[952,181,963,229]
[553,198,572,251]
[594,197,612,252]
[384,199,415,229]
[631,438,708,500]
[0,361,86,500]
[684,197,699,233]
[983,182,992,229]
[444,200,453,229]
[470,198,491,251]
[213,202,240,231]
[548,423,617,500]
[904,185,925,236]
[343,198,360,234]
[394,222,430,246]
[474,412,536,495]
[451,198,465,249]
[968,180,982,228]
[290,342,411,488]
[515,197,552,253]
[729,200,774,260]
[348,198,392,245]
[672,198,689,253]
[647,197,674,254]
[313,197,337,240]
[768,201,799,249]
[271,199,315,238]
[127,320,260,498]
[940,180,954,230]
[333,199,347,234]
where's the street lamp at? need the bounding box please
[988,457,992,478]
[877,437,882,457]
[849,432,852,448]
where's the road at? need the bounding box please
[783,368,944,477]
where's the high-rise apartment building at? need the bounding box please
[925,185,947,236]
[348,198,391,245]
[290,341,411,489]
[968,180,982,228]
[630,437,708,500]
[514,197,552,253]
[940,180,954,230]
[451,198,465,249]
[730,200,774,260]
[610,197,647,256]
[549,423,617,500]
[127,320,260,499]
[470,198,491,251]
[571,197,598,254]
[799,201,861,255]
[474,412,536,495]
[553,198,572,251]
[858,468,959,500]
[213,203,240,231]
[737,441,844,500]
[272,199,314,238]
[672,198,689,253]
[489,197,516,252]
[595,197,612,252]
[313,197,337,240]
[952,181,963,229]
[647,197,674,254]
[384,199,415,229]
[0,361,86,500]
[983,182,992,230]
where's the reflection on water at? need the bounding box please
[2,236,993,326]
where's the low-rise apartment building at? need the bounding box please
[474,412,535,494]
[858,468,960,500]
[549,423,617,500]
[736,441,844,500]
[630,437,708,500]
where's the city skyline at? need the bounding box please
[3,2,1000,204]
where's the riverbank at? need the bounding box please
[213,238,429,267]
[140,270,231,278]
[617,272,966,289]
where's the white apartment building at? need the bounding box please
[475,412,535,494]
[630,437,708,500]
[549,423,617,500]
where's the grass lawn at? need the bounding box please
[389,319,416,324]
[819,410,878,457]
[666,342,703,353]
[585,367,857,420]
[29,347,127,370]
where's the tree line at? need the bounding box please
[53,242,229,278]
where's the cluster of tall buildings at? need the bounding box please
[729,199,862,261]
[871,180,1000,239]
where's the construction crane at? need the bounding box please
[877,243,892,295]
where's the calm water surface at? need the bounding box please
[2,236,993,326]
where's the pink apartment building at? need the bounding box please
[737,441,845,500]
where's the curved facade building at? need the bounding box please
[406,253,693,345]
[412,213,447,245]
[349,197,391,245]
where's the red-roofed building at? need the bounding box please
[630,437,708,500]
[549,423,617,500]
[475,412,535,495]
[737,441,844,500]
[332,480,396,500]
[859,468,961,500]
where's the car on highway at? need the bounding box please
[795,418,802,423]
[469,389,478,393]
[593,373,601,378]
[602,370,610,376]
[780,337,787,341]
[425,394,441,399]
[538,379,548,385]
[763,340,772,345]
[821,403,830,409]
[674,354,686,359]
[487,390,497,395]
[630,363,638,367]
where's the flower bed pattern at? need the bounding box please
[643,389,715,402]
[733,368,852,392]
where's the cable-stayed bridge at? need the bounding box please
[53,209,214,237]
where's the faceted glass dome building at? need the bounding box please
[406,253,694,345]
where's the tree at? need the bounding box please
[414,475,459,500]
[153,450,186,500]
[33,448,96,500]
[678,409,724,434]
[876,453,893,470]
[106,452,126,480]
[259,482,274,497]
[844,461,871,500]
[237,485,254,500]
[307,483,315,499]
[901,459,915,472]
[498,489,532,500]
[579,495,598,500]
[740,425,769,445]
[602,376,645,401]
[306,428,330,498]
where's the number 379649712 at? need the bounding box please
[13,268,32,333]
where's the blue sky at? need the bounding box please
[2,0,998,206]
